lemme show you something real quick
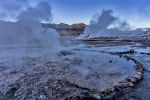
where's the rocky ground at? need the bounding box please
[0,34,150,100]
[0,47,141,100]
[115,52,150,100]
[80,40,150,100]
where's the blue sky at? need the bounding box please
[50,0,150,28]
[0,0,150,28]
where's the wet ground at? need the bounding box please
[76,38,150,100]
[0,35,149,99]
[0,47,139,99]
[115,53,150,100]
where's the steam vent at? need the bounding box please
[0,48,143,99]
[1,0,150,100]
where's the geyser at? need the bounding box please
[78,9,145,39]
[0,1,61,50]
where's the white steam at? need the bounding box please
[78,9,146,39]
[18,2,52,22]
[0,1,62,50]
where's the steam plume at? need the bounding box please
[78,9,143,39]
[0,1,61,51]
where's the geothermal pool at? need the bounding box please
[0,46,139,99]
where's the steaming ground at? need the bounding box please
[72,39,150,100]
[0,33,150,99]
[78,10,150,39]
[0,1,150,99]
[0,45,137,99]
[75,10,150,100]
[0,1,62,50]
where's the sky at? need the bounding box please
[0,0,150,28]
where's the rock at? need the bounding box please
[127,77,137,83]
[59,50,75,56]
[65,92,101,100]
[43,23,86,35]
[101,87,115,94]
